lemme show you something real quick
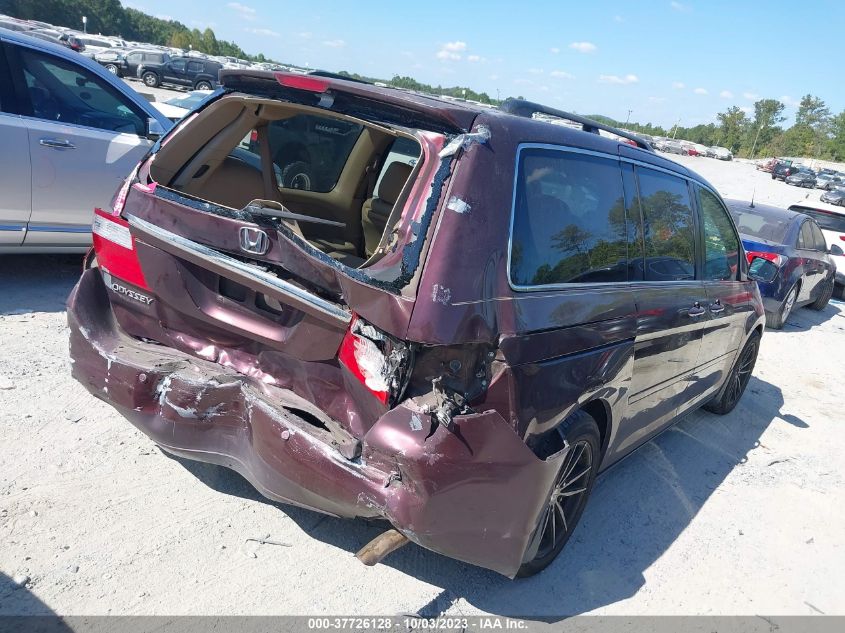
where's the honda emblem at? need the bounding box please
[239,226,270,255]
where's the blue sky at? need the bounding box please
[128,0,844,128]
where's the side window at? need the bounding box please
[697,186,739,281]
[635,167,696,281]
[126,53,142,65]
[809,221,827,251]
[799,222,814,250]
[510,149,630,286]
[187,61,203,73]
[17,47,146,136]
[169,59,186,73]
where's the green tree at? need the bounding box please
[744,99,786,157]
[827,110,845,161]
[716,106,749,153]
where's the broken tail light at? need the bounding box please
[108,165,140,217]
[338,316,411,405]
[91,208,149,290]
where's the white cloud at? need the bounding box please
[156,14,173,21]
[227,2,256,19]
[614,15,624,22]
[322,39,346,48]
[569,41,597,53]
[514,78,534,86]
[550,70,574,79]
[719,90,734,99]
[649,96,667,103]
[743,91,759,100]
[780,95,797,106]
[670,1,691,12]
[740,106,754,114]
[694,87,708,95]
[528,68,544,75]
[599,74,639,85]
[245,27,279,37]
[672,81,685,89]
[550,47,561,54]
[489,74,499,81]
[436,41,467,61]
[467,54,485,63]
[539,85,550,92]
[298,31,312,39]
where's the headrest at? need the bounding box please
[376,161,413,204]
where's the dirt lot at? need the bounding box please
[1,150,844,619]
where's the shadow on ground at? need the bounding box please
[770,299,844,333]
[0,255,82,315]
[0,572,70,627]
[169,374,801,621]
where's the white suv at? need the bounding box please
[790,204,845,298]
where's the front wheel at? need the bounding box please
[704,331,760,415]
[517,410,600,578]
[809,276,834,311]
[141,71,160,88]
[104,63,120,75]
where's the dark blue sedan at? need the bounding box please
[727,200,838,329]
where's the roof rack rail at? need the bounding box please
[499,98,653,151]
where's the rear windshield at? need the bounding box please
[729,208,791,242]
[790,206,845,233]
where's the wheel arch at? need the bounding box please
[580,398,611,462]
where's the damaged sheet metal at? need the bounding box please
[438,124,490,158]
[445,196,471,215]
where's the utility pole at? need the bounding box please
[671,117,681,139]
[749,124,763,159]
[82,15,87,34]
[625,109,632,125]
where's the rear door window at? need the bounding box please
[799,222,814,249]
[810,221,827,251]
[635,167,696,281]
[187,61,203,73]
[510,148,631,286]
[697,186,739,281]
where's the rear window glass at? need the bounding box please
[790,206,845,233]
[261,114,364,192]
[510,149,631,286]
[635,167,696,280]
[729,207,791,242]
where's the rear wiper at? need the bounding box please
[243,200,345,228]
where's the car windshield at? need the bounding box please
[728,204,793,242]
[163,92,212,109]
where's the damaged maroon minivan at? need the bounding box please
[67,70,765,577]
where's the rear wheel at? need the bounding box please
[281,161,314,191]
[766,284,797,329]
[195,80,212,90]
[142,71,160,88]
[104,63,119,75]
[704,331,760,415]
[517,410,600,578]
[809,276,834,310]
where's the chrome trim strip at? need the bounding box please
[0,224,27,232]
[27,225,91,233]
[126,214,352,326]
[506,142,718,292]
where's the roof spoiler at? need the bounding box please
[499,98,653,151]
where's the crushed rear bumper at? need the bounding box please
[67,269,564,577]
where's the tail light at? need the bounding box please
[338,316,410,405]
[91,208,149,290]
[746,251,786,268]
[274,73,329,93]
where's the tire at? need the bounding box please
[517,410,600,578]
[104,63,120,75]
[195,80,212,90]
[765,284,798,330]
[141,71,160,88]
[281,160,314,191]
[809,276,834,311]
[833,283,844,300]
[703,331,760,415]
[771,173,776,180]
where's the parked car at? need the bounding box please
[27,29,86,53]
[67,78,765,578]
[711,146,732,160]
[96,48,170,78]
[663,139,686,155]
[820,188,845,206]
[74,34,125,58]
[727,200,836,328]
[0,27,172,253]
[772,162,802,181]
[136,55,222,90]
[150,89,215,121]
[758,157,791,173]
[785,169,817,188]
[814,172,844,190]
[789,204,845,298]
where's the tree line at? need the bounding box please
[595,95,845,162]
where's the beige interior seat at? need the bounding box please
[188,156,265,210]
[361,162,413,257]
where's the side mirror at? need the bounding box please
[747,257,779,284]
[830,244,844,257]
[147,118,167,141]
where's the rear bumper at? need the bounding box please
[67,269,562,577]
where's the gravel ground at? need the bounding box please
[1,150,844,619]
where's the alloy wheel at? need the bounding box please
[724,338,758,408]
[535,440,593,559]
[782,287,797,323]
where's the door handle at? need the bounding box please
[709,299,725,314]
[39,138,76,150]
[687,302,706,317]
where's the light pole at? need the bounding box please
[625,109,632,125]
[671,117,681,139]
[749,123,763,159]
[82,15,87,34]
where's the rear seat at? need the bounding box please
[361,162,413,257]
